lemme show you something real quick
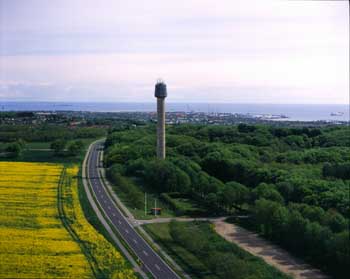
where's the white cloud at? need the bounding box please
[0,0,348,103]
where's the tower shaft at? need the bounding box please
[157,97,166,159]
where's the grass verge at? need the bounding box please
[144,221,291,279]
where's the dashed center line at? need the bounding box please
[88,146,179,279]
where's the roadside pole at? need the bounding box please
[154,199,157,217]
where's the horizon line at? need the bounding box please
[0,101,349,106]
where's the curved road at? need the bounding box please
[86,141,180,279]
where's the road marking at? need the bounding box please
[143,250,148,256]
[112,213,116,217]
[155,264,161,271]
[108,206,111,210]
[104,200,107,203]
[125,229,129,234]
[133,239,138,244]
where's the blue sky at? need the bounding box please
[0,0,348,104]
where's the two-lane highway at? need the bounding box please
[86,142,180,279]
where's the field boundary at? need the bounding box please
[57,167,102,278]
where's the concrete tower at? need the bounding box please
[155,80,167,159]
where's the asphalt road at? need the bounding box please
[87,142,180,279]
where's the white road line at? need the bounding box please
[133,239,138,244]
[108,206,111,210]
[118,220,122,224]
[112,213,116,217]
[143,250,148,256]
[125,229,129,234]
[155,264,161,271]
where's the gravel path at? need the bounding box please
[214,221,328,279]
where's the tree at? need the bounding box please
[221,181,249,209]
[251,183,284,204]
[254,199,281,236]
[322,210,348,233]
[276,181,294,202]
[329,231,350,278]
[286,210,308,252]
[206,193,219,212]
[144,160,191,193]
[6,142,22,158]
[323,162,350,179]
[270,206,289,240]
[67,140,84,156]
[238,123,256,133]
[50,139,67,155]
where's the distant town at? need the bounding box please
[0,110,347,127]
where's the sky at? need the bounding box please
[0,0,349,104]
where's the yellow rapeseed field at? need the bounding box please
[0,162,135,279]
[61,166,136,279]
[0,162,91,278]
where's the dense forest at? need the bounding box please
[105,123,350,278]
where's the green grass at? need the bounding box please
[144,223,218,279]
[0,139,99,166]
[144,221,291,279]
[25,142,51,149]
[110,179,177,220]
[167,196,215,217]
[107,177,213,220]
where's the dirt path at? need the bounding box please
[214,221,328,279]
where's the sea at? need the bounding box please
[0,102,349,122]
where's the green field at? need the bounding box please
[0,139,98,164]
